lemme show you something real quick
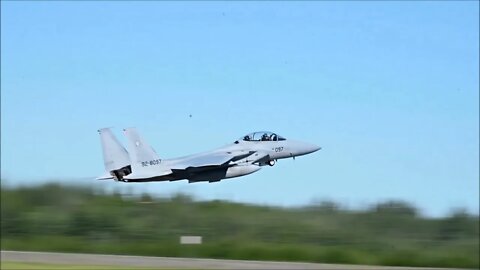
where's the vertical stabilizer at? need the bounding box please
[123,127,160,164]
[98,128,130,179]
[123,128,171,180]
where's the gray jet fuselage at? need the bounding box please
[98,130,321,183]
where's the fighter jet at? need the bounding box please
[97,128,320,183]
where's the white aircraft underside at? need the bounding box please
[97,128,321,183]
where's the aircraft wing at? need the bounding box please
[172,151,257,171]
[169,150,270,182]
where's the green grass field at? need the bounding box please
[2,184,478,268]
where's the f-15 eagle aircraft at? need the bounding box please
[97,128,320,183]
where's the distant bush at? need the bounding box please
[1,183,478,268]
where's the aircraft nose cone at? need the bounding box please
[289,140,322,157]
[304,143,321,154]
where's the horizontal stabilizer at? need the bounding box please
[124,169,172,180]
[96,172,114,180]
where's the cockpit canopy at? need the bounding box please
[240,131,286,142]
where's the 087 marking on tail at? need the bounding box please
[97,128,321,183]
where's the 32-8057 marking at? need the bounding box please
[141,159,161,167]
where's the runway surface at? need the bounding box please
[1,250,467,270]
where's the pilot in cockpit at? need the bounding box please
[261,133,269,141]
[244,135,251,141]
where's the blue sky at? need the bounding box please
[1,1,478,217]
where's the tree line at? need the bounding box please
[1,183,478,268]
